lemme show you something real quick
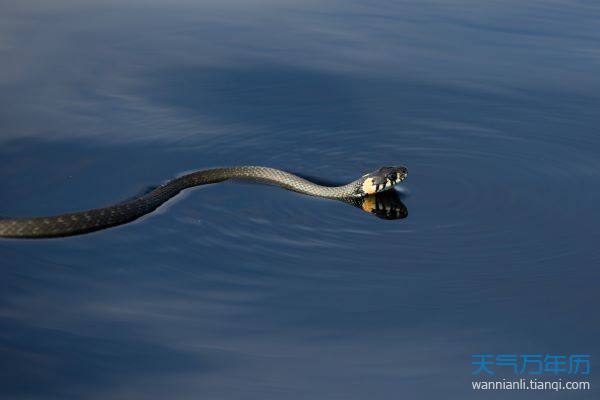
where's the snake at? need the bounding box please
[0,165,407,239]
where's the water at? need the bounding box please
[1,1,599,398]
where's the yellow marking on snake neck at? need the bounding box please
[361,178,378,195]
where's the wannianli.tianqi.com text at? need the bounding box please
[471,379,590,391]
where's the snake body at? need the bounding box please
[0,165,407,238]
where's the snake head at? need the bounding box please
[357,166,407,197]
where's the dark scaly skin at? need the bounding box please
[0,165,407,238]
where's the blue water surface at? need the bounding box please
[1,1,599,399]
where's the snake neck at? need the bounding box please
[181,167,361,199]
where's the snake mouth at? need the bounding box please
[393,168,408,183]
[394,173,407,183]
[386,170,407,187]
